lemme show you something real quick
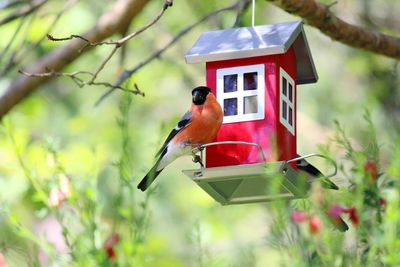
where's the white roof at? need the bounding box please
[185,21,318,84]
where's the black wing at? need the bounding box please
[155,111,192,157]
[296,158,339,190]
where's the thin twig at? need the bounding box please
[88,46,118,83]
[0,14,27,65]
[0,0,47,26]
[92,82,144,96]
[26,0,173,99]
[114,0,173,46]
[233,0,251,27]
[0,7,38,77]
[85,0,173,85]
[0,0,153,119]
[47,34,91,43]
[0,0,76,78]
[94,0,245,106]
[46,33,113,54]
[47,0,173,51]
[0,0,27,10]
[38,0,76,18]
[18,69,145,96]
[327,1,338,9]
[19,69,88,86]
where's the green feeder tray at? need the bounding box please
[183,141,336,205]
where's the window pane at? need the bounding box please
[289,83,293,102]
[244,72,258,90]
[282,77,287,96]
[244,96,258,114]
[282,101,287,120]
[224,98,238,116]
[289,107,293,126]
[224,74,237,93]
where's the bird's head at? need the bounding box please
[192,86,211,105]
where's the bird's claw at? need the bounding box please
[192,154,204,168]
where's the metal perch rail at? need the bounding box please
[191,141,267,167]
[191,141,337,178]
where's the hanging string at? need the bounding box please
[251,0,255,26]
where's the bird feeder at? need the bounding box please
[183,21,336,205]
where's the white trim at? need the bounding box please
[279,67,295,135]
[217,64,265,124]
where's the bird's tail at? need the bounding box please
[137,161,163,191]
[329,214,349,232]
[296,158,339,190]
[320,178,339,190]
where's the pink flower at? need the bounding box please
[59,174,71,197]
[105,247,116,259]
[328,205,344,222]
[48,174,71,208]
[103,233,120,260]
[345,208,359,226]
[379,198,386,208]
[291,210,309,223]
[364,160,378,181]
[309,215,322,234]
[291,210,323,234]
[0,253,8,267]
[328,204,359,226]
[328,205,344,217]
[48,188,66,207]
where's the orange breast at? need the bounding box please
[174,93,223,146]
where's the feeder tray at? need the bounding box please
[182,141,336,205]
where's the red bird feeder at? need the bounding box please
[183,21,337,205]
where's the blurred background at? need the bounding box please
[0,0,399,266]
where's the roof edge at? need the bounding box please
[185,21,318,85]
[185,45,286,64]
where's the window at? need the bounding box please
[217,64,265,123]
[279,68,295,135]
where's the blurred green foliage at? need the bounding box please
[0,0,399,266]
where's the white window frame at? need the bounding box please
[279,67,295,135]
[217,64,265,124]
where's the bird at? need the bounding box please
[296,157,349,232]
[137,86,223,191]
[296,157,339,190]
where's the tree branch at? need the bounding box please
[267,0,400,60]
[0,0,152,120]
[0,0,47,26]
[1,1,27,10]
[21,0,171,94]
[266,0,400,60]
[0,12,27,64]
[95,0,248,106]
[233,0,252,27]
[46,0,172,52]
[18,69,145,96]
[0,0,77,78]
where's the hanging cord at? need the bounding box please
[251,0,255,26]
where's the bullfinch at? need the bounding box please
[296,157,339,190]
[296,157,349,232]
[137,86,223,191]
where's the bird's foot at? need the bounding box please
[192,154,204,168]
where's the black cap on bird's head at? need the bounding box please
[192,86,211,105]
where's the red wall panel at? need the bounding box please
[205,55,280,167]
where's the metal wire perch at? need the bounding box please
[191,140,267,167]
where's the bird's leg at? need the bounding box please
[192,145,204,168]
[192,154,204,168]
